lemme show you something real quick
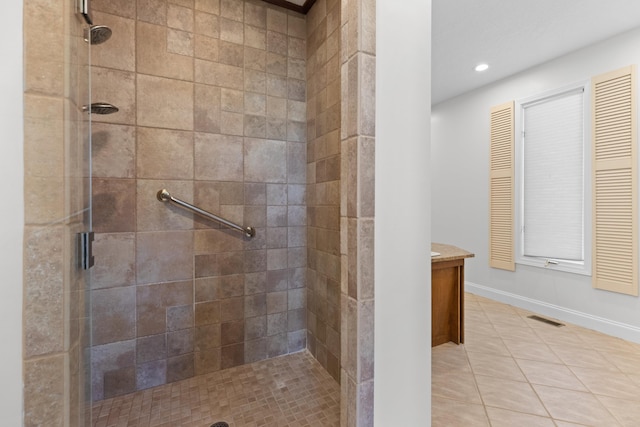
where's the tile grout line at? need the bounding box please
[479,300,555,424]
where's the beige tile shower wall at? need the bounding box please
[89,0,307,400]
[305,0,342,382]
[340,0,375,425]
[23,0,91,425]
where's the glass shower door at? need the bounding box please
[69,3,94,424]
[21,1,94,425]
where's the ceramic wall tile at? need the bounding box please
[92,123,136,178]
[195,34,220,61]
[137,74,194,130]
[221,343,244,369]
[23,226,64,357]
[137,127,194,179]
[136,179,193,231]
[167,329,194,357]
[91,286,136,345]
[167,4,194,32]
[244,138,287,183]
[194,133,244,181]
[24,355,65,426]
[219,40,244,66]
[195,11,220,38]
[138,0,168,25]
[166,353,194,382]
[195,0,220,14]
[92,178,136,233]
[267,8,287,32]
[194,348,221,374]
[91,67,136,126]
[136,231,194,284]
[246,25,267,50]
[246,45,267,71]
[93,0,137,18]
[244,2,265,27]
[91,232,136,289]
[167,29,194,56]
[219,0,241,20]
[92,12,136,72]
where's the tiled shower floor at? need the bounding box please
[91,351,340,427]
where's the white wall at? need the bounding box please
[0,0,24,425]
[376,0,432,425]
[432,27,640,342]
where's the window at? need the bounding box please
[515,83,591,274]
[489,66,637,293]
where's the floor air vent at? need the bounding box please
[528,315,565,327]
[210,423,229,427]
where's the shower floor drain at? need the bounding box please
[210,422,229,427]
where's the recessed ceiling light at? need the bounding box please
[475,63,489,72]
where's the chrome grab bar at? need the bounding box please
[156,189,256,238]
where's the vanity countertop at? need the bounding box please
[431,243,475,263]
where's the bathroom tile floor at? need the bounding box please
[92,292,640,427]
[433,293,640,427]
[91,351,340,427]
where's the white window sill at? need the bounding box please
[516,256,591,276]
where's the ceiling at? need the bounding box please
[270,1,640,103]
[432,0,640,105]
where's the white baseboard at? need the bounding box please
[466,281,640,345]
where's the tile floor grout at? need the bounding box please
[432,292,640,426]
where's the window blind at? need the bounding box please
[522,89,584,261]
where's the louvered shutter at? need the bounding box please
[592,65,638,295]
[490,101,515,271]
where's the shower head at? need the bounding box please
[83,102,119,115]
[87,25,112,45]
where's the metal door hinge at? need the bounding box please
[79,231,95,270]
[78,0,93,25]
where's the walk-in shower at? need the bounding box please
[22,0,385,424]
